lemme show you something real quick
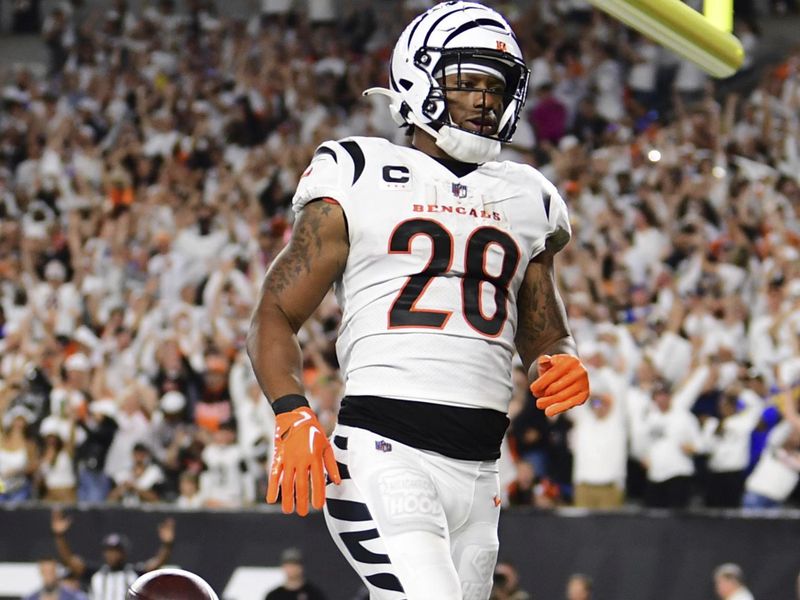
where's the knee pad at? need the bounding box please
[452,526,498,600]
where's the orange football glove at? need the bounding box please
[267,406,341,516]
[530,354,590,417]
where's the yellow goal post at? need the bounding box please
[586,0,744,78]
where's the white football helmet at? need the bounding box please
[365,1,530,163]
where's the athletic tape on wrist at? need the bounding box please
[272,394,310,415]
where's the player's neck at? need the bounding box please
[411,128,479,175]
[411,128,451,161]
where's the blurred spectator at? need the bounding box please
[530,83,567,145]
[507,459,560,508]
[57,568,87,600]
[199,420,253,508]
[699,385,763,507]
[51,509,174,600]
[509,386,551,479]
[571,97,608,148]
[623,34,659,113]
[566,573,594,600]
[636,379,702,508]
[41,5,70,75]
[107,443,164,505]
[713,563,754,600]
[265,548,326,600]
[151,390,193,497]
[229,353,274,470]
[568,391,627,509]
[0,406,38,502]
[31,261,81,340]
[624,360,662,501]
[546,413,575,502]
[48,353,91,428]
[103,386,154,483]
[37,415,77,502]
[589,42,624,122]
[175,471,204,509]
[75,399,118,503]
[194,354,233,435]
[10,0,41,33]
[150,338,202,407]
[673,60,708,105]
[742,419,800,509]
[490,559,531,600]
[23,557,88,600]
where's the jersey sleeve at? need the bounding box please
[528,172,572,260]
[292,141,352,213]
[544,182,572,254]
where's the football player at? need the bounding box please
[247,2,590,598]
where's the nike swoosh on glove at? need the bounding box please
[530,354,590,417]
[267,407,341,516]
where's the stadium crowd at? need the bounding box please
[0,0,798,515]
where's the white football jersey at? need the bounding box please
[293,136,571,413]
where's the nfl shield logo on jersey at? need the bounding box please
[451,182,468,198]
[375,440,393,452]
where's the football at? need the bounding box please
[127,568,219,600]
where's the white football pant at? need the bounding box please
[324,425,501,600]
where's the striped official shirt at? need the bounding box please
[88,564,141,600]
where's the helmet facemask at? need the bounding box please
[424,47,529,144]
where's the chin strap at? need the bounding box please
[363,87,501,164]
[434,123,501,164]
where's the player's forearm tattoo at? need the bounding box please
[517,266,570,362]
[529,274,567,339]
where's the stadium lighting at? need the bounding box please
[587,0,744,78]
[647,149,662,163]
